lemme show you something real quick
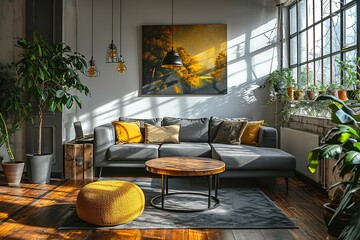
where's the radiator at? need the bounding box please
[280,127,322,183]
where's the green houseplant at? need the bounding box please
[15,33,90,183]
[267,68,293,93]
[336,58,360,100]
[0,64,31,185]
[308,95,360,240]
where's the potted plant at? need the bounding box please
[337,84,348,101]
[308,95,360,240]
[319,85,327,95]
[337,58,360,100]
[305,84,318,100]
[0,64,31,185]
[294,84,304,101]
[327,83,340,97]
[15,33,91,184]
[267,68,293,93]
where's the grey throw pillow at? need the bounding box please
[213,120,248,144]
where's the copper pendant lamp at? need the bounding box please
[85,0,100,77]
[105,0,119,63]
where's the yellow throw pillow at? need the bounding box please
[112,121,143,144]
[241,120,264,146]
[144,124,180,143]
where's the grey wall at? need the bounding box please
[63,0,280,140]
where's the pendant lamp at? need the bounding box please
[161,0,183,69]
[85,0,100,77]
[117,0,127,73]
[105,0,119,63]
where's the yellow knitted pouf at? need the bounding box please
[76,180,145,226]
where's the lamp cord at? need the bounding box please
[111,0,114,41]
[120,0,122,55]
[171,0,174,50]
[91,0,94,57]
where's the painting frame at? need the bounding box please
[142,24,227,95]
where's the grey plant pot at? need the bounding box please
[25,153,53,184]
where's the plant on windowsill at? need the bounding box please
[327,83,340,97]
[0,64,31,185]
[305,84,319,100]
[308,95,360,240]
[336,58,360,100]
[14,33,91,184]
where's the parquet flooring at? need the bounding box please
[0,174,328,239]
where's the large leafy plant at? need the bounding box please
[15,33,90,155]
[308,95,360,240]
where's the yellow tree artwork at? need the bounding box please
[142,24,227,95]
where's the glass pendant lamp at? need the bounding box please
[105,0,119,63]
[85,0,100,77]
[117,0,127,73]
[161,0,183,69]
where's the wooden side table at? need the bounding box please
[64,142,94,180]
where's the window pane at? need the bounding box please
[332,0,341,13]
[344,0,355,4]
[323,57,331,85]
[308,62,315,85]
[314,0,322,23]
[308,0,314,26]
[344,5,357,48]
[300,31,307,63]
[332,54,341,83]
[323,0,331,17]
[290,6,297,35]
[345,50,357,62]
[290,37,297,65]
[308,28,314,61]
[299,0,306,31]
[323,19,331,55]
[332,14,341,52]
[291,67,298,84]
[314,23,322,59]
[300,64,308,85]
[315,59,322,85]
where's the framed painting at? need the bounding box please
[142,24,227,95]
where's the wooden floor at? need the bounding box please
[0,174,329,240]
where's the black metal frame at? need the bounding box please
[288,0,358,85]
[150,174,221,212]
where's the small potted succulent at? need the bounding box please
[305,84,319,100]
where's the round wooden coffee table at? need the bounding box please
[145,157,225,212]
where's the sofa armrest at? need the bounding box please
[94,123,115,167]
[258,126,278,148]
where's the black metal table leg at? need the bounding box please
[161,175,165,209]
[165,175,169,194]
[208,175,213,208]
[215,174,219,198]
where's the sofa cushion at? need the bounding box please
[144,124,180,143]
[210,143,296,170]
[108,143,160,161]
[213,120,248,145]
[209,117,249,142]
[162,117,209,142]
[159,142,212,157]
[119,117,162,137]
[112,121,143,144]
[241,120,264,146]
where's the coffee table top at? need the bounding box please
[145,157,225,177]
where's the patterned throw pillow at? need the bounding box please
[112,121,143,144]
[213,120,248,145]
[241,120,264,146]
[144,124,180,143]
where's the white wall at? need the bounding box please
[67,0,280,140]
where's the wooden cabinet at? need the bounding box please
[64,143,93,180]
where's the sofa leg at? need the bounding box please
[99,167,103,178]
[285,177,289,195]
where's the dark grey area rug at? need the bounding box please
[58,177,297,230]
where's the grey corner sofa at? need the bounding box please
[94,116,296,193]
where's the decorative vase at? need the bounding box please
[294,90,303,100]
[337,90,348,101]
[287,87,294,100]
[1,161,25,186]
[25,153,53,184]
[306,90,318,100]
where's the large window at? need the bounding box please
[289,0,358,86]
